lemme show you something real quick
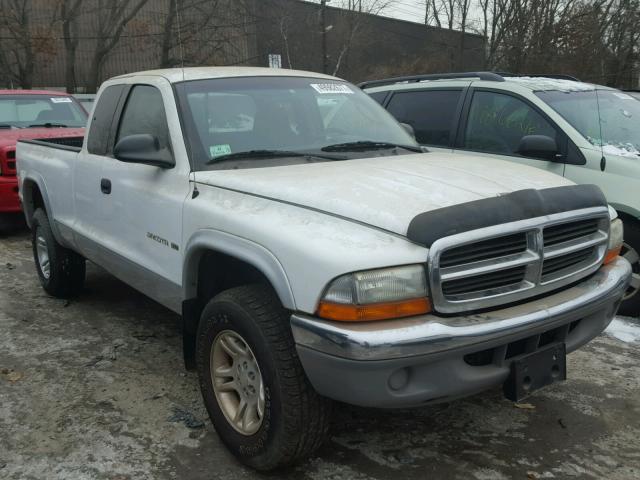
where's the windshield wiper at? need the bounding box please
[28,122,69,128]
[0,124,14,129]
[206,149,346,164]
[321,141,423,153]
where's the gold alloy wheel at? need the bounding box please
[211,330,265,436]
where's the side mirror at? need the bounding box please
[516,135,560,161]
[400,122,416,140]
[114,134,175,169]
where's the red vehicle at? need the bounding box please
[0,90,87,215]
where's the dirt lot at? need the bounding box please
[1,223,639,480]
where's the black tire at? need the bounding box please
[31,208,85,298]
[619,219,640,317]
[196,284,331,471]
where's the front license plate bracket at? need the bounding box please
[503,342,567,402]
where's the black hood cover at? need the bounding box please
[407,184,608,247]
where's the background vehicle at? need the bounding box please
[623,90,640,101]
[72,94,96,115]
[17,67,630,470]
[0,90,86,221]
[363,72,640,315]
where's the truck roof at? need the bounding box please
[110,66,340,84]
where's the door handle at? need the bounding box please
[100,178,111,194]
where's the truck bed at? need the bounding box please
[19,136,84,152]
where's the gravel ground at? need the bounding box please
[1,223,639,480]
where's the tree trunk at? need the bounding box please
[160,0,177,67]
[63,20,78,92]
[86,54,104,94]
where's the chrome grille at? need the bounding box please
[544,218,600,246]
[441,265,527,297]
[428,208,610,313]
[439,233,528,268]
[541,247,597,281]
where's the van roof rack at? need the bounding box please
[498,72,581,81]
[358,72,583,90]
[358,72,505,89]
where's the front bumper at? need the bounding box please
[0,177,21,213]
[291,257,631,407]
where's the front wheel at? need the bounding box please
[196,285,331,471]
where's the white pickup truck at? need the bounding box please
[17,67,631,470]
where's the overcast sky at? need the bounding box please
[383,0,426,23]
[327,1,483,30]
[311,0,427,24]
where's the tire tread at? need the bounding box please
[197,284,331,470]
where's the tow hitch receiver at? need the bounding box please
[504,342,567,402]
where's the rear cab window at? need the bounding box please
[386,89,462,147]
[87,85,127,155]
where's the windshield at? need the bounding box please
[0,94,87,128]
[175,76,418,170]
[536,89,640,157]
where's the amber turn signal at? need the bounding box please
[317,297,431,322]
[603,246,622,265]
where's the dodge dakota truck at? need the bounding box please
[0,90,86,221]
[17,67,631,470]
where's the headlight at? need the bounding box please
[604,218,623,265]
[317,265,431,322]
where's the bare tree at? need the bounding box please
[59,0,83,93]
[85,0,149,93]
[421,0,459,29]
[424,0,443,26]
[157,0,253,68]
[0,0,49,88]
[279,15,294,68]
[329,0,396,76]
[456,0,471,68]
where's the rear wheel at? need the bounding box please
[196,285,331,470]
[619,219,640,317]
[31,208,85,298]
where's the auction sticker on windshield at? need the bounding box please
[51,97,73,103]
[210,144,232,158]
[310,84,354,94]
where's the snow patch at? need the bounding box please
[601,143,640,158]
[605,317,640,343]
[508,77,595,92]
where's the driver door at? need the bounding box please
[98,81,191,312]
[454,89,566,176]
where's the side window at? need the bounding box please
[87,85,125,155]
[367,91,388,105]
[116,85,171,151]
[386,90,462,146]
[464,91,557,156]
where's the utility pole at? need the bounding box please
[321,0,328,74]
